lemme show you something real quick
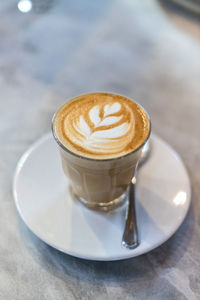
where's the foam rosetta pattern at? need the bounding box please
[55,93,149,158]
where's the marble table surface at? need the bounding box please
[1,0,200,299]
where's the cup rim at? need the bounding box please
[51,92,151,162]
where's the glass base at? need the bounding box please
[72,189,128,212]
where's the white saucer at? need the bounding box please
[13,133,191,261]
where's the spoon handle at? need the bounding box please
[122,181,139,249]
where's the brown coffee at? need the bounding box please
[52,93,150,210]
[54,93,149,159]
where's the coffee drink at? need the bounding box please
[54,93,149,159]
[52,93,150,210]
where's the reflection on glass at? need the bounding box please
[18,0,32,13]
[173,191,186,206]
[131,177,136,184]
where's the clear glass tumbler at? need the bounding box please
[52,94,151,211]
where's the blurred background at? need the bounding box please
[0,1,200,298]
[1,0,199,159]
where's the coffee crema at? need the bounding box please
[54,93,149,159]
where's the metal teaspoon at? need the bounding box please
[122,141,150,249]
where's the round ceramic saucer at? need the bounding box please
[13,133,191,261]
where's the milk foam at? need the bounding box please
[89,105,122,127]
[73,104,131,153]
[63,102,135,154]
[54,93,149,158]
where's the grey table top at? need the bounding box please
[1,0,200,299]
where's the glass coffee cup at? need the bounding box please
[52,92,151,211]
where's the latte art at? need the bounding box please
[54,93,149,159]
[66,101,135,155]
